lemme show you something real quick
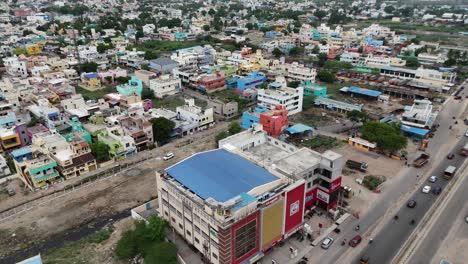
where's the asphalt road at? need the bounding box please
[406,166,468,264]
[305,87,468,264]
[355,138,467,264]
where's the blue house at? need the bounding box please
[241,107,268,129]
[300,81,328,98]
[264,31,277,38]
[11,147,33,163]
[237,72,267,92]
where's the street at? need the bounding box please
[406,167,468,264]
[297,90,467,264]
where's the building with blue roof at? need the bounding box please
[116,76,143,96]
[236,72,267,92]
[166,149,278,202]
[401,125,429,139]
[16,254,43,264]
[340,86,382,99]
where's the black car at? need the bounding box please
[407,200,417,208]
[433,186,442,195]
[447,153,455,160]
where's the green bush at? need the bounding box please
[362,175,384,191]
[115,230,138,259]
[144,242,178,264]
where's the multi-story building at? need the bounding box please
[3,56,27,77]
[176,98,214,131]
[12,147,61,191]
[96,126,136,160]
[257,79,303,116]
[286,62,316,83]
[236,72,267,92]
[0,155,11,179]
[26,44,41,56]
[171,45,216,67]
[149,57,179,74]
[149,75,181,98]
[259,105,288,138]
[193,72,227,93]
[206,99,238,120]
[401,99,438,129]
[117,110,153,151]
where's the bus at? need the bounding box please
[444,165,457,180]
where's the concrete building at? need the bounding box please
[193,72,227,93]
[157,147,305,264]
[257,79,303,116]
[401,99,438,129]
[116,76,143,96]
[134,70,157,87]
[259,105,288,138]
[149,75,181,98]
[170,45,216,67]
[12,148,61,191]
[286,62,316,83]
[149,57,179,74]
[236,72,267,92]
[0,155,11,178]
[206,99,238,120]
[176,99,214,131]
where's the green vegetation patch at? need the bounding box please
[303,135,343,151]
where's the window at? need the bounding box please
[179,223,183,229]
[171,217,176,222]
[212,253,218,260]
[234,220,257,259]
[312,178,320,186]
[187,230,191,236]
[195,237,200,244]
[307,182,312,189]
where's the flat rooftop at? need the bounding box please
[243,143,293,167]
[273,148,321,177]
[166,149,278,203]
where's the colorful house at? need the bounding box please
[116,76,143,96]
[58,117,92,143]
[80,72,102,90]
[26,44,41,55]
[300,81,328,98]
[241,107,268,129]
[12,148,61,191]
[236,72,267,92]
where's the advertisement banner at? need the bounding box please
[317,189,329,203]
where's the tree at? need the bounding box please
[384,6,395,14]
[144,242,178,264]
[79,62,98,73]
[141,64,150,71]
[317,52,328,67]
[314,10,327,21]
[141,87,155,100]
[23,30,34,36]
[404,57,420,68]
[272,48,283,58]
[289,46,304,56]
[361,122,407,153]
[208,8,216,16]
[104,76,113,84]
[116,76,131,84]
[215,131,229,146]
[228,121,242,135]
[311,45,320,54]
[203,25,210,31]
[115,230,138,259]
[302,95,316,110]
[151,117,175,145]
[287,80,301,88]
[347,110,368,124]
[246,23,254,30]
[91,141,111,162]
[146,216,167,242]
[317,70,335,83]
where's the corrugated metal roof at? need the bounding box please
[166,149,278,203]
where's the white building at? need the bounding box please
[257,78,303,116]
[176,98,214,130]
[286,62,316,83]
[149,75,181,98]
[3,57,28,77]
[417,53,447,64]
[401,99,437,128]
[340,51,361,65]
[78,45,98,62]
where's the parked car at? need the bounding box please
[465,215,468,223]
[407,200,417,208]
[349,235,362,247]
[432,186,442,195]
[429,176,437,183]
[422,186,431,194]
[447,153,455,159]
[321,237,334,249]
[163,152,175,160]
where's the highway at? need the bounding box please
[406,167,468,264]
[354,87,468,264]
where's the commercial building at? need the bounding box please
[286,62,316,83]
[193,72,227,93]
[401,99,437,129]
[149,57,179,74]
[149,75,181,98]
[157,147,306,264]
[236,72,267,92]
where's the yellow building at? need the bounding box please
[80,72,102,90]
[26,44,41,56]
[0,129,21,151]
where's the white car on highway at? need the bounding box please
[422,185,431,194]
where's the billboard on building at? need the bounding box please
[329,177,342,193]
[231,211,260,264]
[284,182,305,236]
[305,188,317,208]
[261,197,284,250]
[317,189,330,203]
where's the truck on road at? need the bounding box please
[413,153,430,167]
[444,165,457,180]
[346,160,368,172]
[460,144,468,156]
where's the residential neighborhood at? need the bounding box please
[0,0,467,264]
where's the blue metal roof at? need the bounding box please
[166,149,278,202]
[11,147,32,157]
[342,86,382,97]
[16,254,42,264]
[286,124,313,134]
[401,125,429,136]
[84,73,98,79]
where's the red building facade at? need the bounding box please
[259,105,288,138]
